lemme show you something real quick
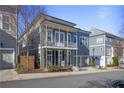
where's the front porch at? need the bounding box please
[42,49,77,69]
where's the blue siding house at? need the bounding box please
[19,14,90,70]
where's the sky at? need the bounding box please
[44,5,124,37]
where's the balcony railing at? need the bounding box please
[44,41,77,48]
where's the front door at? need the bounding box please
[55,51,58,65]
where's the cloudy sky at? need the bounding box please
[45,5,124,37]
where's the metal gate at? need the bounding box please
[0,48,15,69]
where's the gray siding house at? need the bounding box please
[0,6,17,69]
[19,14,90,70]
[89,28,124,67]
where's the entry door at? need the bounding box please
[55,51,58,65]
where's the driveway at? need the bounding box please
[0,69,19,82]
[1,71,124,88]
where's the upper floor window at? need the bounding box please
[80,36,88,47]
[80,37,83,45]
[106,37,112,43]
[55,31,59,42]
[74,35,76,43]
[68,33,71,44]
[96,37,103,44]
[47,30,52,42]
[2,15,10,30]
[60,32,65,43]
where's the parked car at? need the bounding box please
[107,80,124,88]
[119,63,124,69]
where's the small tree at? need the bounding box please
[112,40,124,64]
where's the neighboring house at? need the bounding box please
[89,28,124,67]
[19,14,90,70]
[0,6,17,69]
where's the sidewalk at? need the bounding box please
[0,67,124,82]
[0,69,19,82]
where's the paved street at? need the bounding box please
[0,71,124,88]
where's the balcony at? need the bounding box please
[43,41,77,49]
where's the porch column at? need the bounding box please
[76,31,78,67]
[58,50,60,66]
[54,50,55,66]
[39,25,43,69]
[76,50,78,67]
[67,50,68,67]
[45,24,48,69]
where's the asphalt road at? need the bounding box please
[0,71,124,88]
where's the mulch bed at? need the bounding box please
[16,69,72,74]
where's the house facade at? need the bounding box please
[19,14,90,70]
[0,6,17,69]
[89,28,124,67]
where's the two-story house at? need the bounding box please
[19,14,90,70]
[0,6,17,69]
[89,28,124,67]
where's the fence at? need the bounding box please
[19,56,35,71]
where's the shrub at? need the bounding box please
[48,65,72,72]
[89,57,96,66]
[106,57,119,67]
[112,57,119,66]
[16,64,24,73]
[106,64,113,67]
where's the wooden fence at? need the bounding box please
[19,56,35,71]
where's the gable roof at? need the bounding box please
[90,28,124,41]
[19,13,77,39]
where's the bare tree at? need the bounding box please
[112,40,124,64]
[17,5,47,70]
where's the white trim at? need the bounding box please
[104,34,106,66]
[42,46,78,50]
[67,50,68,66]
[58,50,60,65]
[46,25,47,46]
[13,49,15,68]
[0,48,14,50]
[89,44,111,47]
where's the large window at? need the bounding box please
[47,50,52,65]
[96,37,103,44]
[60,32,65,43]
[106,37,112,43]
[106,47,111,56]
[47,30,52,42]
[55,32,59,42]
[2,15,10,30]
[68,33,71,44]
[74,35,76,43]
